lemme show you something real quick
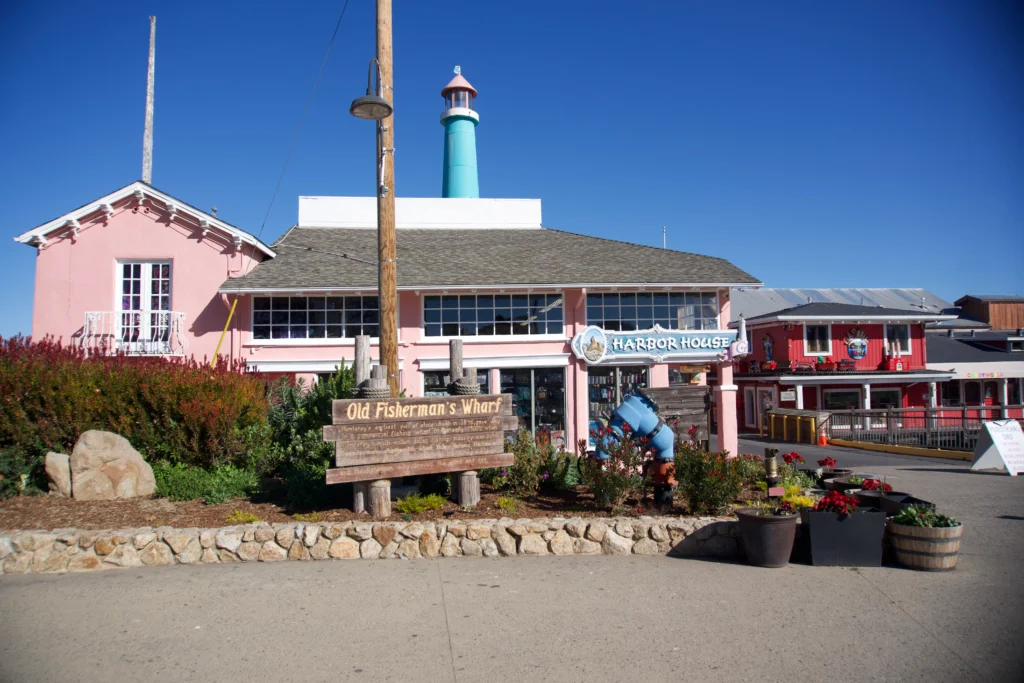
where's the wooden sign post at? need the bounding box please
[325,394,516,517]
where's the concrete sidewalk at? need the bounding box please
[2,465,1022,682]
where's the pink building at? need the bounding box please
[16,187,760,456]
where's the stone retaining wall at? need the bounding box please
[0,516,739,575]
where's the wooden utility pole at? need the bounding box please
[142,16,156,184]
[376,0,399,397]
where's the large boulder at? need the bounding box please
[70,431,156,501]
[45,452,72,497]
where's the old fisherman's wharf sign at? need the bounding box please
[571,324,743,365]
[324,395,517,484]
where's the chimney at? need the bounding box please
[947,329,954,337]
[970,330,976,337]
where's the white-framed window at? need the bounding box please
[885,324,911,355]
[803,324,831,356]
[252,295,378,340]
[423,293,563,337]
[585,291,719,331]
[116,260,172,352]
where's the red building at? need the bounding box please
[731,302,956,431]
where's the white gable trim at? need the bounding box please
[14,181,276,258]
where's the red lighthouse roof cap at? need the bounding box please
[441,67,478,97]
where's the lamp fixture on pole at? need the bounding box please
[349,58,393,121]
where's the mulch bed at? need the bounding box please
[0,483,729,532]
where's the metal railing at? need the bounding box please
[81,310,188,356]
[822,406,1024,451]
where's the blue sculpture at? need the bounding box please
[595,389,675,462]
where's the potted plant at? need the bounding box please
[735,501,799,568]
[763,360,777,372]
[815,355,836,371]
[816,457,852,480]
[888,506,963,571]
[805,490,886,566]
[781,452,805,466]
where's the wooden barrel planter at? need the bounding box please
[888,521,964,571]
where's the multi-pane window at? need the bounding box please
[423,294,563,337]
[885,324,911,355]
[585,292,719,331]
[804,325,831,355]
[252,296,379,340]
[118,261,172,348]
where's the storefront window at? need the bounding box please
[500,368,566,445]
[585,292,718,331]
[964,381,981,405]
[587,366,648,428]
[424,294,563,337]
[253,296,378,340]
[423,369,491,397]
[1010,378,1021,404]
[823,389,859,410]
[873,389,901,409]
[940,381,961,407]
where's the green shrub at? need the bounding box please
[893,505,960,528]
[495,495,519,514]
[282,460,334,511]
[479,467,509,488]
[226,510,263,524]
[393,493,447,514]
[0,447,37,500]
[583,427,648,512]
[506,429,543,498]
[0,336,269,475]
[733,453,765,486]
[673,444,743,515]
[540,449,582,490]
[153,462,258,504]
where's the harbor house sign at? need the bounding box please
[571,325,743,365]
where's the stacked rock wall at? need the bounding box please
[0,516,739,575]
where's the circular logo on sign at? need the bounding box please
[577,326,608,364]
[845,328,868,360]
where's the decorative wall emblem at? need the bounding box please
[576,326,608,364]
[761,333,774,361]
[844,328,868,360]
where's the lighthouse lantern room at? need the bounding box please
[441,66,480,198]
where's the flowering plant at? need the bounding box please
[860,478,892,493]
[817,457,837,469]
[582,425,649,512]
[812,490,858,515]
[764,360,778,370]
[782,452,805,465]
[892,505,960,528]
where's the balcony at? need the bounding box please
[81,311,188,356]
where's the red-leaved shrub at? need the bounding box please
[0,336,269,473]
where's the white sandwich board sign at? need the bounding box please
[970,420,1024,476]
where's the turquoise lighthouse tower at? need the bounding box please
[441,66,480,198]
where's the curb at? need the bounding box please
[827,439,972,461]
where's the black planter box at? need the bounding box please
[806,508,886,566]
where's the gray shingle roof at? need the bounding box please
[926,333,1022,363]
[219,227,761,291]
[742,302,950,323]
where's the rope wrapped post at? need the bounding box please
[368,479,391,519]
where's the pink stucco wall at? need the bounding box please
[30,197,265,362]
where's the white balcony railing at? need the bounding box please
[81,311,188,356]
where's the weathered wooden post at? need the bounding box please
[449,339,463,391]
[457,471,480,507]
[351,336,372,513]
[369,479,391,519]
[354,335,371,391]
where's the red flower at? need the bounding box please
[782,452,805,465]
[861,479,892,493]
[813,490,858,515]
[817,457,837,469]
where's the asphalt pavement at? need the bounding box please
[2,449,1022,683]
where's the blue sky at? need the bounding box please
[1,1,1021,337]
